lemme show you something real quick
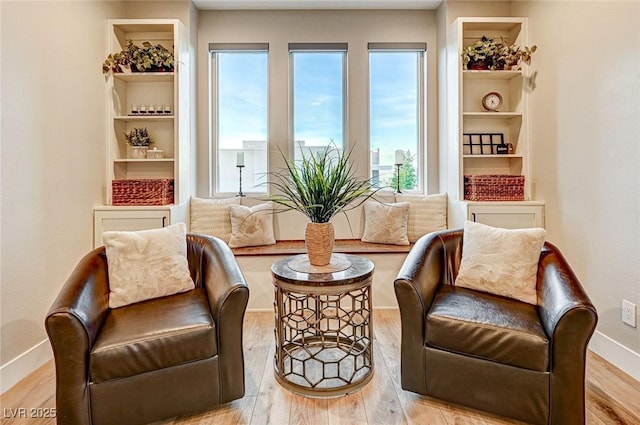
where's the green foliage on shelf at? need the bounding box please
[462,36,537,70]
[124,127,153,147]
[102,40,175,74]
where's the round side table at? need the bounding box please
[271,253,374,397]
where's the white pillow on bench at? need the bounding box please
[190,196,239,243]
[361,201,410,246]
[395,193,447,242]
[228,203,276,248]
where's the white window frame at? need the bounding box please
[368,42,426,193]
[209,43,269,196]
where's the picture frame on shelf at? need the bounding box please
[463,133,505,155]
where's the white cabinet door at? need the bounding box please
[468,203,544,229]
[94,209,170,248]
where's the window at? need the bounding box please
[369,43,425,191]
[210,43,268,194]
[290,43,347,161]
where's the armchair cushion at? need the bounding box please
[90,290,216,384]
[103,222,194,308]
[427,285,549,372]
[455,220,546,304]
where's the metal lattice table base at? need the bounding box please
[272,254,374,397]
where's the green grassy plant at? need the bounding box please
[264,145,381,224]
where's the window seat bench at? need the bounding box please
[231,239,413,311]
[231,239,413,256]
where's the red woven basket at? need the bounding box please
[112,179,174,206]
[464,175,524,201]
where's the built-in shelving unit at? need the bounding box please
[93,19,191,247]
[445,17,544,229]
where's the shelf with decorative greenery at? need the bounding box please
[94,19,191,247]
[443,17,544,229]
[112,72,174,83]
[463,70,522,80]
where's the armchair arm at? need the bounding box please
[200,236,249,404]
[537,242,598,425]
[394,230,461,394]
[45,248,110,425]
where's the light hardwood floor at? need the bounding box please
[2,310,639,425]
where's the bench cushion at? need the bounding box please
[231,239,413,256]
[426,285,549,372]
[90,290,216,383]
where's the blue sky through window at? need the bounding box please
[370,51,420,167]
[216,50,419,157]
[214,49,422,192]
[292,52,344,148]
[217,52,268,149]
[216,51,268,193]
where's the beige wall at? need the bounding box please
[0,0,193,391]
[0,0,121,369]
[512,0,640,356]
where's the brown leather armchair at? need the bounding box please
[45,234,249,425]
[394,229,597,425]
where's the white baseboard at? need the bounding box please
[0,339,52,394]
[589,331,640,382]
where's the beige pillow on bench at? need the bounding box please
[395,193,447,242]
[190,196,239,243]
[361,201,410,246]
[228,203,276,248]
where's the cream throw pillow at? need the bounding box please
[103,223,194,309]
[395,193,448,242]
[361,201,410,245]
[228,203,276,248]
[190,196,239,243]
[455,220,547,305]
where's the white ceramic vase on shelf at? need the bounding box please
[129,146,148,159]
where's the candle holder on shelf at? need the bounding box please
[236,165,246,197]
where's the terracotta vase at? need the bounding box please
[305,222,334,266]
[467,61,490,70]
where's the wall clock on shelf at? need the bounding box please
[482,91,503,111]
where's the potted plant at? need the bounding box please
[265,145,380,266]
[102,40,175,74]
[461,36,536,70]
[462,36,503,70]
[124,127,153,158]
[498,43,537,70]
